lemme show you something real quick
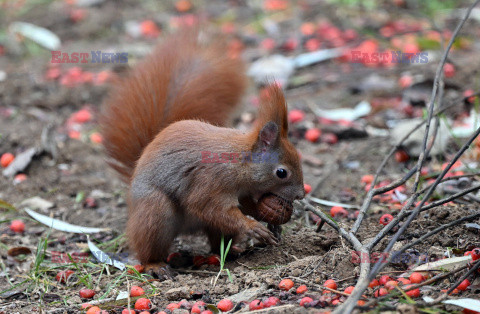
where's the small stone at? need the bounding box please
[165,287,190,300]
[291,269,302,277]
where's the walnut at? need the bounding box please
[256,194,293,225]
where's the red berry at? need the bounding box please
[10,220,25,233]
[343,29,358,41]
[140,20,160,38]
[471,248,480,261]
[207,255,220,266]
[385,280,398,290]
[167,252,181,263]
[300,22,316,36]
[379,275,391,285]
[369,279,380,288]
[397,278,411,285]
[217,299,234,312]
[1,153,14,168]
[405,285,420,298]
[178,299,191,308]
[86,306,101,314]
[282,38,298,51]
[81,303,93,309]
[13,173,27,184]
[304,183,312,194]
[130,286,144,297]
[322,132,338,144]
[90,132,102,144]
[79,288,95,298]
[305,38,321,51]
[299,297,313,306]
[398,75,413,88]
[361,174,374,185]
[134,298,152,310]
[261,38,276,51]
[71,109,92,123]
[305,128,321,142]
[457,279,471,291]
[191,301,206,313]
[166,303,180,311]
[296,285,308,294]
[200,311,213,314]
[279,279,294,291]
[444,63,455,78]
[464,89,477,103]
[395,150,409,162]
[330,206,348,218]
[379,214,393,225]
[193,255,207,267]
[249,299,264,310]
[263,296,280,308]
[409,272,424,284]
[374,287,388,297]
[84,197,97,208]
[323,279,337,290]
[121,310,135,314]
[344,286,354,294]
[127,264,144,274]
[56,270,74,283]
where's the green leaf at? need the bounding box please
[0,199,16,211]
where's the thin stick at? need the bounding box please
[336,2,480,312]
[360,264,469,309]
[398,211,480,254]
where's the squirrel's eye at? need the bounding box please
[276,168,288,179]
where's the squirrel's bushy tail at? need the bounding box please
[101,30,247,180]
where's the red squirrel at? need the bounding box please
[101,30,305,277]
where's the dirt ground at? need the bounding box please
[1,1,480,313]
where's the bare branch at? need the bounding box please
[336,2,480,312]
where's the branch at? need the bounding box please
[335,2,480,312]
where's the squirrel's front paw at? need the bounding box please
[231,220,279,252]
[246,220,279,245]
[144,262,175,280]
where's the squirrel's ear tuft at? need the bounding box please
[257,83,288,137]
[258,121,279,150]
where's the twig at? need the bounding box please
[303,202,362,251]
[367,184,480,250]
[398,211,480,258]
[361,264,469,309]
[445,258,480,295]
[336,2,480,312]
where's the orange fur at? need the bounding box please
[101,29,304,271]
[101,30,246,180]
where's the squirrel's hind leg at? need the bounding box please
[127,189,179,279]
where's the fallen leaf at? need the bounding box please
[443,298,480,312]
[87,236,125,270]
[25,208,109,233]
[7,247,32,257]
[9,22,61,50]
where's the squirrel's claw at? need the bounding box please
[144,263,175,280]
